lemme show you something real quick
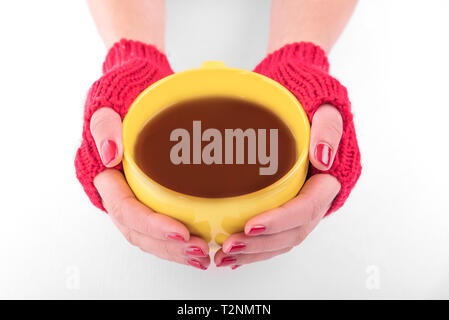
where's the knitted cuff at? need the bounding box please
[103,39,174,74]
[254,42,361,215]
[75,39,174,211]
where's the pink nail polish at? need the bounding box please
[247,225,266,235]
[185,246,206,257]
[187,258,207,270]
[218,256,237,267]
[101,140,117,165]
[231,265,241,270]
[228,243,246,253]
[166,233,186,242]
[315,142,332,167]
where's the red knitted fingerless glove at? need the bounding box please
[75,39,174,211]
[254,42,361,215]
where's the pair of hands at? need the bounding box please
[92,104,342,270]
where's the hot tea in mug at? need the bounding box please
[122,61,310,245]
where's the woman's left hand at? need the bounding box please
[215,104,343,269]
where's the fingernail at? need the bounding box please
[247,225,266,235]
[187,258,207,270]
[218,256,237,267]
[228,242,247,254]
[315,142,332,167]
[101,140,117,165]
[231,265,241,270]
[166,232,186,242]
[185,246,206,257]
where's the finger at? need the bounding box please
[223,206,324,255]
[244,174,341,236]
[112,218,210,270]
[222,225,311,255]
[214,247,292,267]
[90,107,123,167]
[309,104,343,170]
[94,169,190,242]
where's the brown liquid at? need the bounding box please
[134,97,297,197]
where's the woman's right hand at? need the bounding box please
[90,107,211,270]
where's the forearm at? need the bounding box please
[87,0,166,51]
[267,0,357,54]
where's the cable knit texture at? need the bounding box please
[75,39,174,211]
[254,42,361,215]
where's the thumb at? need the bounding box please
[90,107,123,168]
[309,104,343,171]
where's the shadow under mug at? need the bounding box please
[122,61,310,250]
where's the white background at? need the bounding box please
[0,0,448,299]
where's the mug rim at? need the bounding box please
[123,63,310,203]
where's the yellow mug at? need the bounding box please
[122,61,310,250]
